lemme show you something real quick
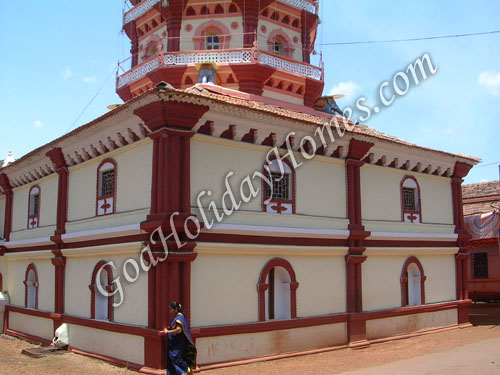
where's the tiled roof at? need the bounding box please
[462,180,500,216]
[463,202,498,216]
[462,180,500,199]
[186,85,480,162]
[1,85,480,172]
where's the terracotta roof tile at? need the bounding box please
[462,181,500,199]
[463,201,498,216]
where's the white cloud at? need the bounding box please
[34,120,43,128]
[329,81,359,100]
[83,76,98,83]
[478,71,500,96]
[61,66,72,80]
[480,178,489,183]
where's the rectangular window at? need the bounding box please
[473,253,488,279]
[403,187,417,210]
[267,172,290,200]
[29,194,40,216]
[100,170,115,196]
[206,35,220,50]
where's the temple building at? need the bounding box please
[0,0,481,372]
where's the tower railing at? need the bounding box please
[116,47,323,89]
[116,31,323,89]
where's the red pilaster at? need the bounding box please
[46,148,68,236]
[451,161,473,326]
[134,98,207,369]
[233,0,272,47]
[0,174,13,242]
[51,251,66,317]
[300,10,318,64]
[345,139,373,346]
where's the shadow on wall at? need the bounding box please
[469,302,500,326]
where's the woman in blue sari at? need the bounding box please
[163,302,197,375]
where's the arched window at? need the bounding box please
[214,4,224,14]
[24,263,38,309]
[267,30,294,58]
[28,185,40,229]
[228,3,238,13]
[193,21,231,50]
[89,261,114,321]
[96,159,116,216]
[401,176,422,223]
[142,35,162,61]
[263,158,296,215]
[258,258,298,321]
[401,256,426,306]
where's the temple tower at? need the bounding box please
[117,0,323,106]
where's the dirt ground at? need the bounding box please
[1,303,499,375]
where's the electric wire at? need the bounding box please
[317,30,500,46]
[64,65,118,134]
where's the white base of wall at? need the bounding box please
[196,322,347,365]
[68,324,145,366]
[9,311,53,340]
[366,308,458,340]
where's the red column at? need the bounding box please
[345,139,373,347]
[0,174,13,242]
[451,161,473,325]
[46,148,69,323]
[134,98,208,369]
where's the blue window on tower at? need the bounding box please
[206,34,220,50]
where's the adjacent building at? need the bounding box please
[463,180,500,301]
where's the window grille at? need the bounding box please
[473,253,488,279]
[267,172,290,200]
[402,187,417,210]
[100,170,115,196]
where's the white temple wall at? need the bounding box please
[63,243,148,327]
[361,164,454,225]
[67,140,152,230]
[191,245,347,327]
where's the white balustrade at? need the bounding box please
[124,0,163,24]
[117,49,322,88]
[279,0,316,13]
[258,52,322,80]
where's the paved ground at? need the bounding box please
[335,337,500,375]
[0,303,499,375]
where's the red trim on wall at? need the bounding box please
[0,173,13,241]
[400,256,427,306]
[0,272,2,290]
[400,175,423,223]
[262,156,296,215]
[89,260,114,321]
[192,313,347,339]
[196,233,348,247]
[257,258,298,321]
[27,185,41,229]
[95,158,117,217]
[23,263,39,309]
[51,251,66,315]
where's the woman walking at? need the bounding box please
[163,302,197,375]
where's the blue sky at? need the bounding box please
[0,0,499,183]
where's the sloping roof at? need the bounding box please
[463,180,500,216]
[1,85,480,174]
[463,181,500,199]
